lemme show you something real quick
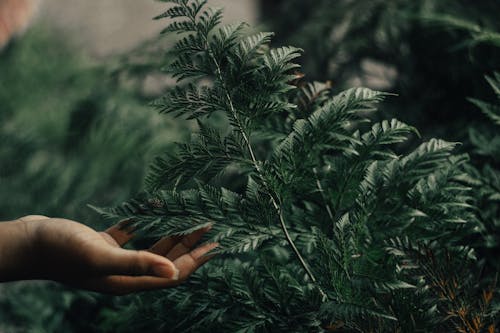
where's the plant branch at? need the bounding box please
[194,19,327,300]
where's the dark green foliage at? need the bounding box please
[0,28,186,332]
[96,1,492,331]
[0,29,186,221]
[0,282,105,333]
[260,0,500,141]
[387,237,497,332]
[465,73,500,270]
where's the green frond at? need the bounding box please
[210,23,248,56]
[172,33,205,54]
[273,87,388,161]
[166,56,209,80]
[468,98,500,126]
[362,118,418,146]
[421,14,500,47]
[145,126,243,190]
[401,139,458,177]
[186,0,209,19]
[236,32,275,64]
[153,84,219,118]
[160,20,197,34]
[154,5,190,20]
[468,73,500,126]
[297,81,332,111]
[372,280,416,292]
[320,302,397,322]
[485,72,500,97]
[197,7,223,36]
[157,0,189,5]
[215,232,274,254]
[155,0,207,21]
[263,46,302,75]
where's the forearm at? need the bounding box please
[0,219,37,281]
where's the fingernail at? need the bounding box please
[171,267,179,280]
[153,263,179,280]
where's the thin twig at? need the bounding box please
[313,167,335,223]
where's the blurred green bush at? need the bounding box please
[0,28,187,332]
[260,0,500,140]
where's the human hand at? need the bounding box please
[0,215,217,295]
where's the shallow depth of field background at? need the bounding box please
[0,0,499,332]
[40,0,258,56]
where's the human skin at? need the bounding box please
[0,215,217,295]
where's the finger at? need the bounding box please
[148,234,181,256]
[165,226,212,261]
[173,242,218,281]
[79,243,218,295]
[98,231,120,247]
[74,275,179,296]
[104,219,135,246]
[95,247,179,280]
[151,225,212,257]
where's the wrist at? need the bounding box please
[0,217,42,281]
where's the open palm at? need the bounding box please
[21,215,217,295]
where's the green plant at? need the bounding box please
[96,1,489,331]
[465,73,500,272]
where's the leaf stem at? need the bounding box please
[313,167,335,223]
[199,28,327,301]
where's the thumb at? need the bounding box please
[98,247,179,280]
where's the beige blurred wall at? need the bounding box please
[37,0,258,57]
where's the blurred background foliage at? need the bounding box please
[260,0,500,140]
[0,29,187,221]
[0,0,499,331]
[0,28,188,331]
